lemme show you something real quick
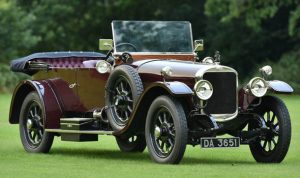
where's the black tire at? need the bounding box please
[116,134,146,152]
[249,95,291,163]
[145,95,188,164]
[19,91,54,153]
[105,65,143,131]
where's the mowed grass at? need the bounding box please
[0,93,299,178]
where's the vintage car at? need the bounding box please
[9,21,293,164]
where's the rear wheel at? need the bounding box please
[19,91,54,153]
[116,134,146,152]
[249,96,291,163]
[145,95,187,164]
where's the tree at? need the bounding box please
[0,0,40,63]
[204,0,300,82]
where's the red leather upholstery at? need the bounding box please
[36,57,99,68]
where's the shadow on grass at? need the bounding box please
[49,148,255,165]
[50,148,150,162]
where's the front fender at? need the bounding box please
[113,81,193,137]
[238,80,293,111]
[268,80,293,93]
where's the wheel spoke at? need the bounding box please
[160,141,165,150]
[158,116,163,125]
[125,110,129,119]
[127,106,133,113]
[39,120,44,127]
[34,106,38,117]
[37,130,43,140]
[163,113,167,122]
[168,138,174,149]
[271,138,277,146]
[32,131,37,140]
[120,81,125,92]
[262,140,267,149]
[30,110,34,118]
[116,87,121,94]
[268,140,272,151]
[271,113,275,124]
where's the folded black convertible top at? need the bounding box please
[10,51,105,75]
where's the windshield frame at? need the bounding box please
[111,21,195,55]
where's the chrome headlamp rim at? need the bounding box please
[247,77,268,97]
[194,79,213,100]
[96,60,112,74]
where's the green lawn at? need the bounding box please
[0,93,299,178]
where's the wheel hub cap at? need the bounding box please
[27,119,33,130]
[155,126,161,137]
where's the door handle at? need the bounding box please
[69,83,78,88]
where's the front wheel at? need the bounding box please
[19,92,54,153]
[249,96,291,163]
[145,95,188,164]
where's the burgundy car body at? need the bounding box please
[9,21,294,164]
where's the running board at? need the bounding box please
[45,129,113,135]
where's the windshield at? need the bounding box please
[112,21,193,53]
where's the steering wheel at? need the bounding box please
[116,43,138,52]
[104,42,137,65]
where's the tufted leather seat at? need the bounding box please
[36,57,100,68]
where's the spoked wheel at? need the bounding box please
[19,92,54,153]
[249,96,291,163]
[106,65,143,131]
[116,134,146,152]
[145,95,187,164]
[152,108,176,156]
[112,77,134,126]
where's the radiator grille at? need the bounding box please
[203,72,237,114]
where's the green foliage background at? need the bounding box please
[0,0,299,92]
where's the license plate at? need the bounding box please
[200,137,240,148]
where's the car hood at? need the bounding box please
[134,59,236,79]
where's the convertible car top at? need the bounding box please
[10,51,105,75]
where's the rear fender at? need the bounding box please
[9,80,63,129]
[113,81,193,137]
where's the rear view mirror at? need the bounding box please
[99,39,113,51]
[194,39,204,52]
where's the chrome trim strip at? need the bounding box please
[189,22,194,52]
[112,21,116,53]
[45,129,113,135]
[113,52,194,55]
